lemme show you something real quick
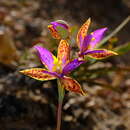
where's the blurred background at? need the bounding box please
[0,0,130,130]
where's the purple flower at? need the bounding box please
[77,18,118,59]
[48,20,70,39]
[20,40,86,95]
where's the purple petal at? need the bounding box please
[88,27,108,49]
[44,71,64,78]
[50,20,69,30]
[78,34,84,49]
[80,34,92,53]
[62,59,85,75]
[34,45,55,71]
[44,71,62,78]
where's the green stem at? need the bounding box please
[56,79,65,130]
[98,16,130,47]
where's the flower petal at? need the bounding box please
[48,20,70,40]
[62,59,85,75]
[84,49,118,59]
[48,25,61,39]
[61,76,86,96]
[57,40,70,67]
[50,20,69,30]
[34,45,57,71]
[20,68,56,81]
[80,34,92,53]
[88,27,108,49]
[77,18,91,48]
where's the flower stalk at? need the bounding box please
[56,79,65,130]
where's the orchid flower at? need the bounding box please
[20,19,118,130]
[48,19,117,60]
[20,39,86,96]
[20,39,86,130]
[48,20,70,39]
[76,18,118,60]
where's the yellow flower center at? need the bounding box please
[52,58,62,74]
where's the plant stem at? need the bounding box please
[56,102,63,130]
[56,79,65,130]
[98,15,130,47]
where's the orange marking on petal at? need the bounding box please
[77,18,91,48]
[20,68,56,81]
[61,76,86,96]
[48,25,61,39]
[88,49,118,59]
[57,40,70,67]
